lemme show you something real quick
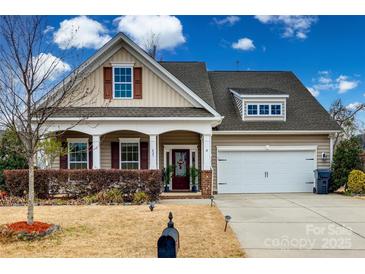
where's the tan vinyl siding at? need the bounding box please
[50,155,60,169]
[159,131,201,169]
[65,46,193,108]
[211,134,331,192]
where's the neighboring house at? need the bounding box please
[41,33,340,196]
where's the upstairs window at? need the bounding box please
[271,104,282,115]
[247,104,258,115]
[113,66,133,99]
[259,104,269,115]
[247,103,282,116]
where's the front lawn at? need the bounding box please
[0,204,244,258]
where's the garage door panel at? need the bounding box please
[217,150,315,193]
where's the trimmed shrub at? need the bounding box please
[3,169,162,201]
[347,170,365,194]
[133,192,148,204]
[83,189,123,205]
[331,137,363,192]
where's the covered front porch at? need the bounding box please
[43,119,214,195]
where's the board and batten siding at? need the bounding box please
[211,134,331,192]
[65,45,193,108]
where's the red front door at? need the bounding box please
[172,149,190,190]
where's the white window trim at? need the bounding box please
[67,138,89,170]
[119,138,140,170]
[247,103,283,117]
[112,64,134,100]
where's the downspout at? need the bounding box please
[329,134,335,168]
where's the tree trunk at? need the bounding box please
[27,156,34,225]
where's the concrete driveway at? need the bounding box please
[215,193,365,257]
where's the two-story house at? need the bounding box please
[41,32,341,196]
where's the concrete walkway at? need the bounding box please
[215,193,365,258]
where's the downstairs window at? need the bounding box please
[68,140,88,169]
[120,139,140,169]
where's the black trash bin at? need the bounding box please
[313,169,331,194]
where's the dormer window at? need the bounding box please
[247,104,282,116]
[259,104,269,115]
[247,104,258,115]
[271,104,282,115]
[230,88,289,121]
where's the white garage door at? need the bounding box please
[217,149,316,193]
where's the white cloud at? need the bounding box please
[254,15,318,40]
[212,16,240,26]
[53,16,111,50]
[336,75,359,94]
[232,38,255,51]
[43,25,55,34]
[346,102,363,111]
[114,15,186,51]
[33,53,71,81]
[307,87,319,97]
[307,71,360,96]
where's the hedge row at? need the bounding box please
[3,169,162,202]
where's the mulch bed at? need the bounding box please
[0,221,60,241]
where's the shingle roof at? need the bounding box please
[48,107,213,118]
[230,87,288,96]
[160,62,216,109]
[48,59,340,131]
[208,71,341,131]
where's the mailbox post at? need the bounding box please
[157,212,179,258]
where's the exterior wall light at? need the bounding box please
[321,152,327,161]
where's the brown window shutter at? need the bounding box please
[140,142,149,169]
[133,67,142,99]
[88,142,93,169]
[60,142,68,169]
[104,67,113,99]
[111,142,120,169]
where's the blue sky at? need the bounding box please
[45,15,365,123]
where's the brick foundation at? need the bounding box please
[200,170,212,198]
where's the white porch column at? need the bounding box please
[92,135,101,169]
[149,134,157,169]
[202,134,212,170]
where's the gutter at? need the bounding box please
[212,130,341,135]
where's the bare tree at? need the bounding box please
[329,98,365,147]
[143,32,160,59]
[0,16,94,225]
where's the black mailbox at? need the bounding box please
[157,212,179,258]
